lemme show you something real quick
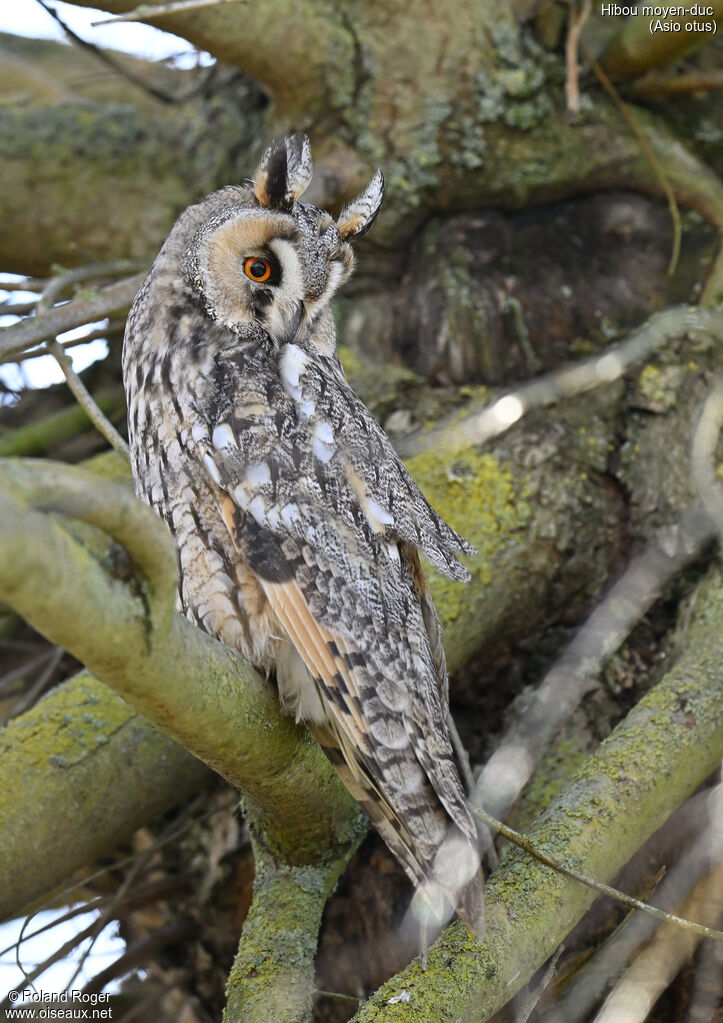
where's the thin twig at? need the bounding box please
[36,0,179,104]
[583,42,682,275]
[472,806,723,944]
[0,276,47,294]
[2,919,98,1007]
[0,646,59,696]
[313,990,361,1005]
[592,864,723,1023]
[47,339,130,458]
[628,70,723,100]
[0,322,125,367]
[8,645,64,719]
[38,261,147,311]
[92,0,247,26]
[515,945,565,1023]
[0,271,145,360]
[81,919,196,995]
[9,793,234,972]
[565,0,592,120]
[0,300,40,318]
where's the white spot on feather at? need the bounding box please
[212,422,235,450]
[203,453,221,485]
[386,541,400,564]
[362,496,394,533]
[312,421,335,462]
[280,502,299,527]
[246,461,271,486]
[280,344,309,400]
[248,495,266,523]
[191,422,207,443]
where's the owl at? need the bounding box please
[123,134,484,943]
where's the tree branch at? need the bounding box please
[0,670,209,920]
[400,306,723,458]
[0,273,145,360]
[223,835,365,1023]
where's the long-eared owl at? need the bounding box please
[123,134,484,940]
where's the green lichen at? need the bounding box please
[405,446,524,627]
[635,362,686,412]
[224,842,358,1023]
[0,671,134,773]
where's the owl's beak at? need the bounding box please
[278,301,305,345]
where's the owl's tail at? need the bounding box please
[317,732,486,943]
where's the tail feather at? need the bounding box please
[314,726,485,941]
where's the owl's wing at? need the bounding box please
[195,341,483,934]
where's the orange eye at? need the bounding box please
[243,257,272,283]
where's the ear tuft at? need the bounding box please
[336,169,385,240]
[253,134,313,211]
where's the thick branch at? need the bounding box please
[0,670,209,920]
[602,3,723,79]
[223,835,364,1023]
[349,565,723,1022]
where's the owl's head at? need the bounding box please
[183,135,384,346]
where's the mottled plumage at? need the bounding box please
[123,135,484,940]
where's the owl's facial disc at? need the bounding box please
[193,203,355,346]
[195,211,307,344]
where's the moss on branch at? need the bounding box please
[223,833,366,1023]
[0,670,209,920]
[0,388,125,457]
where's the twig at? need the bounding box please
[628,70,723,100]
[0,276,47,294]
[0,299,40,318]
[565,0,592,120]
[0,646,59,697]
[92,0,247,26]
[691,380,723,539]
[473,500,716,822]
[399,306,723,458]
[0,388,126,458]
[81,919,196,995]
[0,322,125,367]
[63,791,212,992]
[47,339,130,459]
[592,863,723,1023]
[515,945,565,1023]
[314,990,361,1005]
[1,919,99,1008]
[471,806,723,944]
[8,645,64,719]
[9,793,232,969]
[0,272,145,360]
[36,0,179,104]
[583,42,682,275]
[38,261,147,311]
